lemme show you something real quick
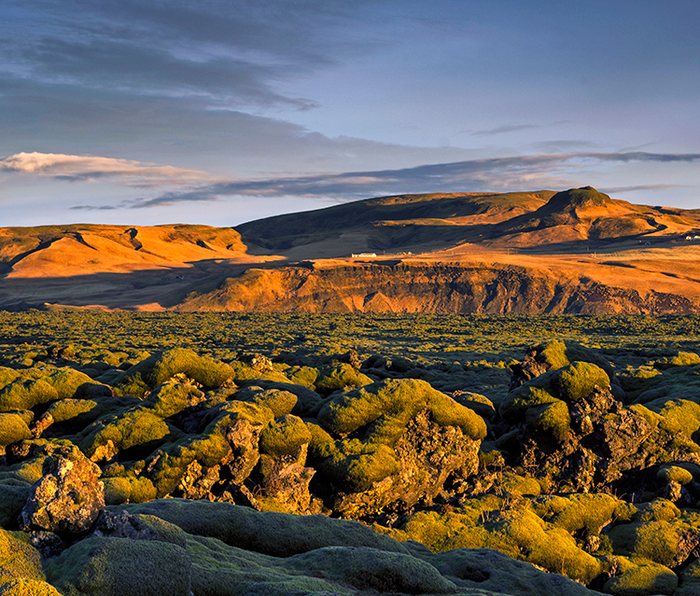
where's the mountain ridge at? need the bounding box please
[2,187,700,313]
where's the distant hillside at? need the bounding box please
[2,187,700,313]
[236,187,700,257]
[235,191,555,255]
[0,224,248,277]
[487,186,700,248]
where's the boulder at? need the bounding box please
[20,446,105,534]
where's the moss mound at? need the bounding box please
[45,536,192,596]
[0,378,59,412]
[258,415,312,457]
[318,378,486,444]
[0,529,45,585]
[604,557,678,596]
[500,361,610,425]
[143,381,204,419]
[80,410,174,461]
[235,387,298,417]
[314,363,373,393]
[0,413,32,447]
[556,361,610,401]
[121,498,409,557]
[113,348,234,394]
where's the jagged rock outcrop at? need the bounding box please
[20,445,104,534]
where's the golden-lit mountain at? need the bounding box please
[2,187,700,313]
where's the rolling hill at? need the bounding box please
[2,187,700,313]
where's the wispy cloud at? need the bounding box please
[471,124,541,137]
[0,1,379,110]
[0,152,210,185]
[601,184,686,194]
[70,151,700,211]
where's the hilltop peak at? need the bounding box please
[544,186,614,213]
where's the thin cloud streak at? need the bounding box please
[471,124,541,137]
[0,152,210,184]
[69,151,700,211]
[601,184,685,194]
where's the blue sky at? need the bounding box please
[1,0,698,227]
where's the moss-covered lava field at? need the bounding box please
[2,311,700,595]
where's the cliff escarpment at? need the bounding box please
[178,261,700,314]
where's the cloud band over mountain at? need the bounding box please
[67,151,699,211]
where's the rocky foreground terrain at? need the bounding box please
[3,336,700,594]
[2,186,700,313]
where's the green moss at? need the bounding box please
[41,368,95,399]
[499,381,559,423]
[81,410,173,460]
[603,557,678,596]
[633,499,680,522]
[121,498,409,557]
[318,378,486,445]
[0,413,32,447]
[144,381,204,419]
[314,363,373,393]
[556,361,610,402]
[111,375,148,398]
[0,378,59,412]
[397,494,608,584]
[647,398,700,439]
[657,465,694,485]
[657,351,700,369]
[428,390,487,440]
[228,361,291,384]
[0,528,45,584]
[608,520,680,566]
[103,476,157,505]
[528,527,602,585]
[451,392,496,420]
[259,415,312,457]
[102,477,130,505]
[45,399,98,423]
[235,387,298,417]
[678,558,700,596]
[215,400,275,427]
[534,493,621,534]
[0,480,32,529]
[537,340,570,370]
[0,579,62,595]
[284,366,320,389]
[285,544,457,595]
[525,400,570,441]
[135,514,188,548]
[619,366,663,399]
[0,368,21,389]
[114,348,234,393]
[45,536,192,596]
[499,474,541,496]
[319,439,400,492]
[629,404,661,428]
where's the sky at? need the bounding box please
[1,0,699,227]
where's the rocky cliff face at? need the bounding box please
[178,262,700,314]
